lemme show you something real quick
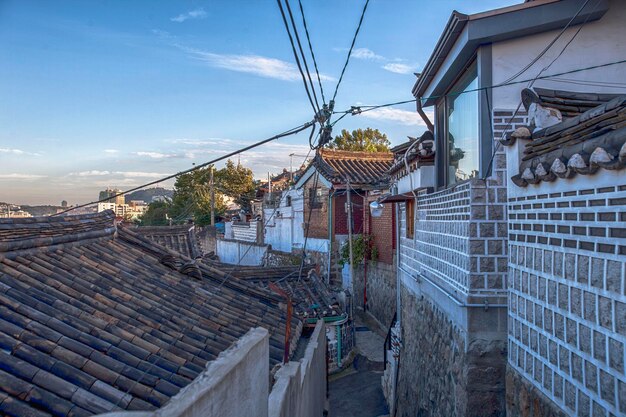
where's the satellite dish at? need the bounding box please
[369,201,384,218]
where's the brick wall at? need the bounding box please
[363,194,395,265]
[507,174,626,416]
[302,177,330,240]
[333,193,364,236]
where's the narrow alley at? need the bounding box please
[329,312,390,417]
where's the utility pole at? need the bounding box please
[210,166,215,227]
[346,181,354,297]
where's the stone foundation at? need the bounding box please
[506,366,568,417]
[395,286,506,417]
[353,261,397,327]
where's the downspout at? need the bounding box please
[336,324,342,367]
[416,98,434,133]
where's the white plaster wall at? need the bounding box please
[268,320,327,417]
[396,166,435,194]
[263,189,305,253]
[492,0,626,109]
[96,328,270,417]
[217,239,268,266]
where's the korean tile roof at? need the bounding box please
[388,131,435,176]
[503,89,626,187]
[0,211,298,416]
[313,149,393,188]
[527,87,622,118]
[133,225,202,259]
[201,260,344,321]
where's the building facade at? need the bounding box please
[386,1,626,416]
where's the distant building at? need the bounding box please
[98,187,124,205]
[61,200,68,208]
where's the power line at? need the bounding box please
[298,0,326,106]
[332,58,626,116]
[276,0,319,115]
[498,0,591,86]
[283,0,320,113]
[331,0,370,103]
[54,121,315,216]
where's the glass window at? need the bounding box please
[445,63,479,185]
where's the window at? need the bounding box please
[308,188,323,209]
[286,196,292,207]
[437,61,480,187]
[405,199,414,239]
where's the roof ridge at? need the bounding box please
[318,149,394,160]
[0,210,116,253]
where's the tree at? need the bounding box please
[140,201,170,226]
[215,160,256,211]
[326,128,391,152]
[170,166,227,226]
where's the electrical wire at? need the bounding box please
[114,150,315,407]
[332,58,626,116]
[54,121,315,216]
[331,0,370,103]
[276,0,319,115]
[298,0,325,106]
[283,0,320,113]
[498,0,591,86]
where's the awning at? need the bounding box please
[379,193,415,203]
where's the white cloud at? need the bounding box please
[0,173,46,180]
[70,170,166,179]
[0,148,40,156]
[104,149,119,154]
[182,47,335,82]
[361,107,432,127]
[382,63,417,75]
[171,8,207,23]
[351,48,384,61]
[135,151,176,159]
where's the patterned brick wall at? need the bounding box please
[507,180,626,417]
[502,102,626,416]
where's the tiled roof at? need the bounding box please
[503,90,626,187]
[527,87,622,118]
[133,225,202,259]
[388,131,435,175]
[313,149,393,187]
[0,211,298,416]
[201,261,343,320]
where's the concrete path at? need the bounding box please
[328,312,389,417]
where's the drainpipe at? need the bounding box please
[327,191,332,285]
[336,324,342,367]
[346,181,355,300]
[416,98,434,133]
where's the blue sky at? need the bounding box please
[0,0,517,205]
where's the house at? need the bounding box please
[294,149,394,285]
[384,1,626,416]
[0,211,327,416]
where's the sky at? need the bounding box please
[0,0,518,205]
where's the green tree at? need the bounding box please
[215,160,256,211]
[140,201,170,226]
[327,128,391,152]
[170,166,227,226]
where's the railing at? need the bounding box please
[383,312,397,370]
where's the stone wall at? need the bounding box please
[506,365,568,417]
[353,261,397,328]
[396,285,467,417]
[395,285,507,417]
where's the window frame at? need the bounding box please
[434,46,493,190]
[405,199,415,240]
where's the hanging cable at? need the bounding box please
[276,0,319,115]
[298,0,326,106]
[283,0,320,113]
[54,120,315,216]
[331,0,370,104]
